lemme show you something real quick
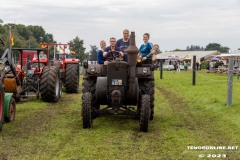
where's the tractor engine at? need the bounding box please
[24,68,39,92]
[107,61,128,108]
[96,32,139,109]
[96,61,138,111]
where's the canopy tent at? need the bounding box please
[183,55,191,60]
[212,57,220,61]
[168,55,179,61]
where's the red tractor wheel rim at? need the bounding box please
[9,100,15,121]
[0,92,3,120]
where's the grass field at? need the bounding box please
[0,70,240,160]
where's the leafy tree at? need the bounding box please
[0,19,3,25]
[220,47,230,53]
[205,43,221,50]
[89,45,98,61]
[27,25,46,42]
[68,36,87,65]
[173,48,182,51]
[205,43,229,53]
[15,24,31,40]
[0,22,89,63]
[186,45,204,51]
[0,23,57,57]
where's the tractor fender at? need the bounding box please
[96,77,108,105]
[4,93,13,117]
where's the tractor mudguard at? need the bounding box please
[4,93,13,117]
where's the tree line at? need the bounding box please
[174,43,230,53]
[0,20,89,64]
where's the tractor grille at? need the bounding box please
[107,61,128,86]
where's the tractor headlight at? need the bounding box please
[90,66,96,73]
[143,68,148,74]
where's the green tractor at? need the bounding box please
[0,86,16,131]
[0,47,17,131]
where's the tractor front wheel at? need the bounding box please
[82,77,99,110]
[65,64,79,93]
[139,94,150,132]
[4,97,16,123]
[139,79,154,120]
[82,92,92,129]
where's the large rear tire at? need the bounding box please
[139,94,150,132]
[40,66,61,102]
[82,92,92,128]
[65,64,79,93]
[4,97,16,123]
[0,84,4,131]
[139,79,154,120]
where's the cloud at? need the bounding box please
[1,0,240,51]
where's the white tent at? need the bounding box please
[156,50,219,62]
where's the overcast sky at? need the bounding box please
[1,0,240,52]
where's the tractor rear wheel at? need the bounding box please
[4,97,16,123]
[40,66,61,102]
[65,64,79,93]
[139,94,150,132]
[0,84,4,131]
[82,92,92,128]
[139,79,154,120]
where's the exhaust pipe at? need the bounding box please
[126,32,139,104]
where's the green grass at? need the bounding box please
[0,70,240,160]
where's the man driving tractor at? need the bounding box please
[103,37,124,65]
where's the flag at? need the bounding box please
[40,43,45,48]
[70,50,75,54]
[10,34,14,46]
[59,45,64,51]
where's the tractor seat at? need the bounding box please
[5,73,15,78]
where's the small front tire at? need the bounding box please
[139,94,150,132]
[82,92,92,128]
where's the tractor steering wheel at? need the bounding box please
[106,50,122,61]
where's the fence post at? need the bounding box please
[227,57,234,106]
[160,59,163,79]
[192,55,196,85]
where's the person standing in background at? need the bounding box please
[196,61,199,70]
[237,67,240,79]
[177,62,181,73]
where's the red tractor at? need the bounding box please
[12,48,62,102]
[54,51,79,93]
[40,43,80,93]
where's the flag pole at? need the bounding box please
[54,45,56,60]
[9,25,14,63]
[9,25,12,50]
